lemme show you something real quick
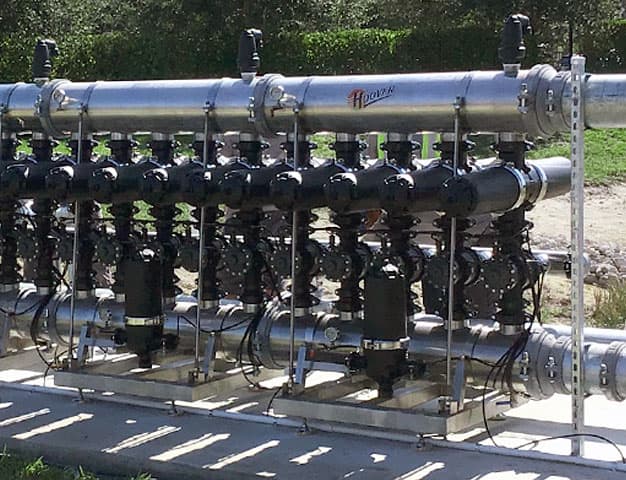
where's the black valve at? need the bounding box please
[89,164,118,201]
[0,162,31,197]
[269,243,296,279]
[94,233,124,267]
[90,158,160,203]
[331,138,366,169]
[45,164,74,199]
[178,236,201,273]
[326,162,406,214]
[321,246,356,282]
[373,246,424,284]
[16,226,38,261]
[424,248,483,291]
[220,161,291,209]
[498,14,532,71]
[221,241,253,277]
[141,161,203,205]
[270,239,323,280]
[238,29,263,80]
[381,138,420,169]
[270,162,347,211]
[363,262,408,398]
[186,159,248,206]
[32,39,59,82]
[142,167,169,196]
[481,255,520,295]
[124,248,165,369]
[53,230,74,263]
[439,175,479,217]
[46,154,104,202]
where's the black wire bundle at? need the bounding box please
[481,225,542,446]
[178,314,249,335]
[0,296,45,317]
[236,309,272,390]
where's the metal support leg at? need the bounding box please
[570,54,586,457]
[443,96,464,409]
[451,356,466,409]
[439,358,466,415]
[68,105,87,369]
[194,103,213,374]
[0,312,9,357]
[288,107,301,388]
[202,333,216,380]
[76,324,91,366]
[295,345,308,385]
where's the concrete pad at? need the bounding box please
[0,349,625,479]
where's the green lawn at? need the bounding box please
[528,129,626,184]
[315,130,626,185]
[0,449,152,479]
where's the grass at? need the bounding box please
[314,129,626,185]
[593,281,626,329]
[528,129,626,184]
[0,448,152,479]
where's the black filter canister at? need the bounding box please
[124,248,164,368]
[362,262,408,398]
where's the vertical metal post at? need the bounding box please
[446,97,463,391]
[195,103,211,372]
[0,106,4,163]
[288,106,300,387]
[570,55,586,457]
[68,105,86,367]
[0,110,4,352]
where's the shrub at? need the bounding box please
[592,281,626,329]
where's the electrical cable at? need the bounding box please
[235,309,272,390]
[265,386,283,414]
[480,221,546,446]
[178,314,249,335]
[515,433,626,463]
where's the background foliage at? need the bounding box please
[0,0,623,82]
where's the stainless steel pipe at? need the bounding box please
[1,66,625,137]
[6,288,626,403]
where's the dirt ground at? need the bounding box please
[526,182,626,244]
[527,182,626,323]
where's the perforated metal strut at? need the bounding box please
[569,54,586,457]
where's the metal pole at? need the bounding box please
[570,55,586,457]
[0,106,4,163]
[445,97,463,392]
[194,104,211,372]
[288,106,300,387]
[68,105,86,368]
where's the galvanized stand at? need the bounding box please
[292,345,349,385]
[56,322,278,402]
[273,370,519,435]
[570,55,586,457]
[55,340,277,403]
